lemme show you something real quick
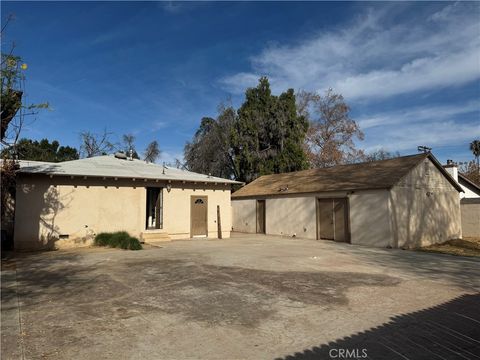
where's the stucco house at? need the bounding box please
[14,153,240,250]
[443,160,480,238]
[232,153,463,248]
[443,160,480,199]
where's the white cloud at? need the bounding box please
[358,102,480,152]
[158,149,184,165]
[152,120,168,131]
[357,101,480,129]
[220,3,480,101]
[364,120,480,153]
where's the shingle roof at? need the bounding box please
[17,155,241,184]
[232,153,462,198]
[458,173,480,193]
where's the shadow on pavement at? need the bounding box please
[276,293,480,360]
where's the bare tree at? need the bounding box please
[122,133,139,159]
[144,140,160,163]
[79,129,114,158]
[1,15,48,150]
[470,139,480,171]
[184,105,237,179]
[459,160,480,186]
[298,89,364,168]
[363,149,401,162]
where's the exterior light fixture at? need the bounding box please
[166,183,172,193]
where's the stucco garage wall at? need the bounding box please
[233,191,393,244]
[349,190,392,247]
[232,199,256,233]
[14,175,232,250]
[460,198,480,237]
[265,195,317,239]
[390,159,462,248]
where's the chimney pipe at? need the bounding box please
[443,160,458,182]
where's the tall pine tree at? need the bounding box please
[231,77,308,182]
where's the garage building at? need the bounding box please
[232,153,463,248]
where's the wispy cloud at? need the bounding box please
[358,101,480,153]
[362,120,480,154]
[159,1,198,14]
[220,3,480,101]
[159,149,184,165]
[152,120,168,131]
[357,101,480,130]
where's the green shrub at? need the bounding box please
[94,232,111,247]
[94,231,142,250]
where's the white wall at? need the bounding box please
[459,179,480,199]
[444,166,480,199]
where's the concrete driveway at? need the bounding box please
[2,233,479,359]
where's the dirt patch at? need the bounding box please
[420,238,480,257]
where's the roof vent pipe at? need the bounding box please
[128,149,133,161]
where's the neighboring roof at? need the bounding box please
[458,173,480,194]
[17,155,241,184]
[232,153,463,198]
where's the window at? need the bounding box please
[195,199,204,204]
[146,188,163,229]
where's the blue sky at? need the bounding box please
[2,1,479,164]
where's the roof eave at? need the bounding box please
[17,171,241,185]
[458,173,480,192]
[232,186,391,199]
[426,153,464,193]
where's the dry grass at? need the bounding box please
[420,237,480,257]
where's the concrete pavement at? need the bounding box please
[2,233,479,359]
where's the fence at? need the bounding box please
[461,198,480,238]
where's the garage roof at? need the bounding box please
[232,153,463,198]
[17,155,241,184]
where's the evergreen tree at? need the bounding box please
[231,77,308,182]
[3,138,79,162]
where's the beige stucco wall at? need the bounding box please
[349,190,393,247]
[460,200,480,237]
[14,174,232,250]
[233,192,346,239]
[390,158,462,248]
[232,190,392,247]
[164,185,232,240]
[265,195,317,238]
[232,199,257,233]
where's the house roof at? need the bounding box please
[17,155,241,184]
[458,173,480,193]
[232,153,463,198]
